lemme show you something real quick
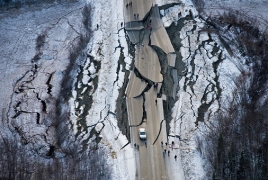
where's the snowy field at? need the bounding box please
[69,0,135,179]
[204,0,268,32]
[0,0,88,155]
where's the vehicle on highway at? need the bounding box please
[139,128,147,140]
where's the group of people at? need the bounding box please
[134,141,147,150]
[134,14,139,19]
[125,2,140,20]
[133,141,177,160]
[134,143,139,150]
[125,1,132,8]
[161,141,177,160]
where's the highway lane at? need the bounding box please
[124,0,153,23]
[124,1,173,179]
[145,88,168,180]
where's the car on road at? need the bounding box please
[139,128,146,140]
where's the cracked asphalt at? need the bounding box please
[124,2,174,179]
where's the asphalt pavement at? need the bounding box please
[125,2,174,180]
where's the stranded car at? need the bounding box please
[139,128,146,140]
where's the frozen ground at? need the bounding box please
[69,0,135,179]
[77,0,266,179]
[203,0,268,32]
[161,0,267,179]
[0,0,87,155]
[0,0,135,178]
[0,0,266,179]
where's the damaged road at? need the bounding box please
[124,2,178,180]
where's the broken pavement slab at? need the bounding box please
[150,5,163,30]
[135,45,163,82]
[167,53,176,67]
[156,97,164,122]
[144,88,160,134]
[124,3,177,180]
[151,27,175,54]
[126,30,141,44]
[125,21,144,31]
[143,87,167,178]
[156,97,168,142]
[171,68,178,99]
[150,5,175,54]
[126,96,144,126]
[125,21,144,44]
[126,71,148,98]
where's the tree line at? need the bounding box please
[0,134,111,180]
[197,6,268,180]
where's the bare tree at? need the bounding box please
[197,8,268,180]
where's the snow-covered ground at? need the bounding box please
[158,0,268,179]
[0,0,87,156]
[203,0,268,32]
[160,0,243,179]
[0,0,136,178]
[71,0,204,179]
[67,0,136,179]
[0,0,266,179]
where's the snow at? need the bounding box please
[160,0,248,179]
[0,1,88,158]
[203,0,268,32]
[0,0,265,179]
[67,0,135,179]
[68,0,205,179]
[162,5,182,27]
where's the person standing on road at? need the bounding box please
[168,150,170,156]
[153,83,158,89]
[163,151,165,157]
[145,141,147,147]
[164,149,166,154]
[161,141,163,147]
[165,142,168,146]
[134,143,136,148]
[174,155,177,161]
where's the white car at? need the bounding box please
[139,128,146,140]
